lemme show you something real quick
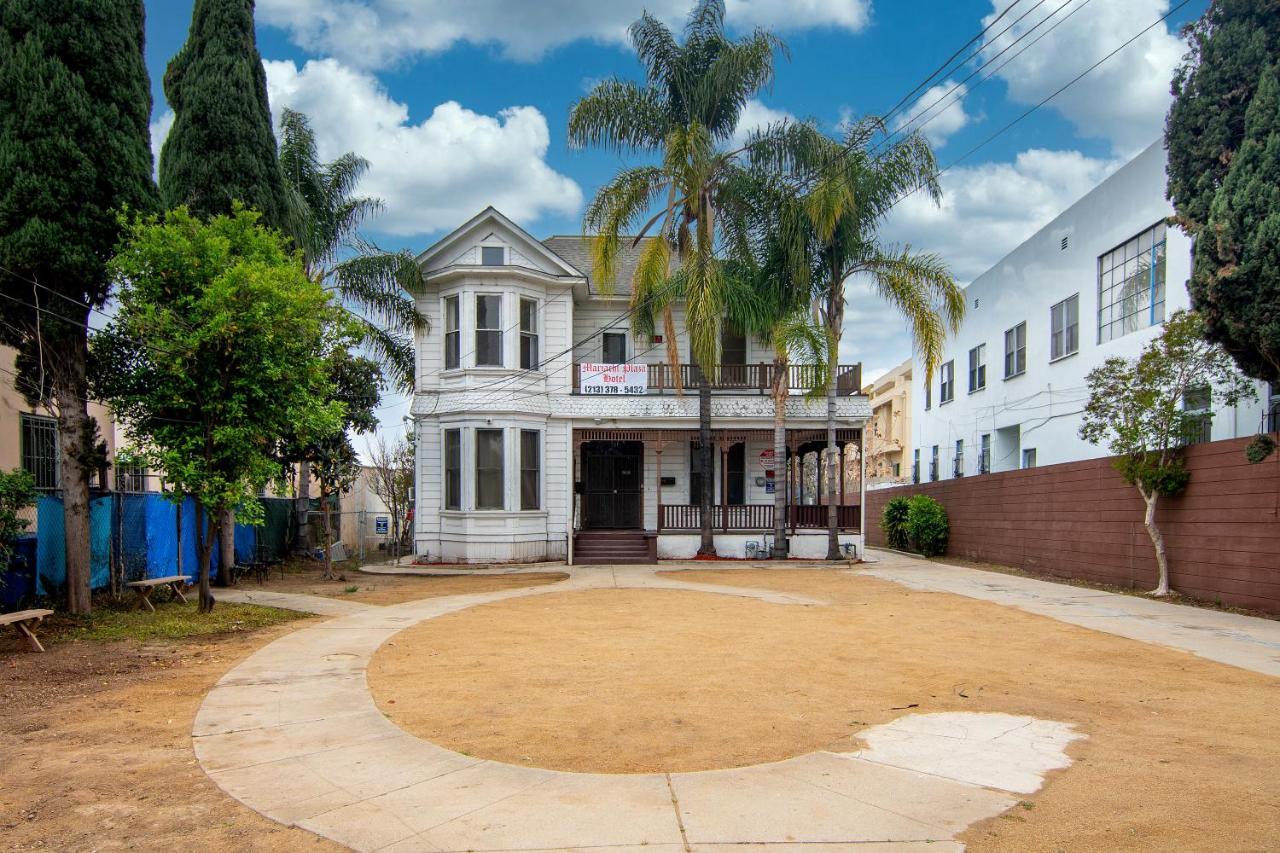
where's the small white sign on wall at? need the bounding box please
[579,363,648,395]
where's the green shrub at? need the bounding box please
[0,468,37,565]
[880,496,911,550]
[905,494,949,557]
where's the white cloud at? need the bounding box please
[147,60,583,237]
[257,0,870,68]
[839,148,1121,372]
[149,109,174,179]
[266,59,583,237]
[980,0,1183,154]
[892,80,972,147]
[731,98,795,147]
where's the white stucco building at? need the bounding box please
[911,141,1274,483]
[410,208,869,564]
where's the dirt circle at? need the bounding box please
[368,584,936,773]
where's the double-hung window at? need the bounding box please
[20,413,58,490]
[968,344,986,392]
[602,331,626,364]
[939,361,954,404]
[1004,322,1026,378]
[519,298,539,370]
[1182,385,1213,444]
[930,445,939,482]
[1050,294,1079,361]
[443,295,460,370]
[475,294,502,366]
[979,434,991,474]
[1098,222,1166,343]
[912,449,920,484]
[924,376,932,410]
[444,429,462,510]
[520,430,540,510]
[475,429,504,510]
[953,439,964,478]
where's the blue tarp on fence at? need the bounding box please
[2,495,295,609]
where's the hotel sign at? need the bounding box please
[579,363,648,395]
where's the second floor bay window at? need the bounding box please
[520,298,539,369]
[475,294,502,366]
[443,295,460,370]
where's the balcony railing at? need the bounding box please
[659,503,860,532]
[573,362,862,396]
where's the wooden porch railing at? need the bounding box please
[573,363,862,396]
[659,504,861,532]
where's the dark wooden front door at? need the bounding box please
[582,441,643,529]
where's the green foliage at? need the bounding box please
[93,206,342,602]
[160,0,286,230]
[1191,61,1280,383]
[277,108,426,392]
[50,600,306,643]
[0,468,37,565]
[905,495,949,558]
[1166,0,1280,233]
[880,496,911,551]
[1245,433,1276,464]
[1080,310,1256,495]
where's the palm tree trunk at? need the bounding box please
[772,353,788,559]
[697,375,715,555]
[825,285,842,561]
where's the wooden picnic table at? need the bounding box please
[125,575,191,612]
[1,609,55,652]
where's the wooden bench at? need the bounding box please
[1,609,55,652]
[124,575,191,612]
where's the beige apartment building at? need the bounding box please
[862,358,912,487]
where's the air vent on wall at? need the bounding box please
[1061,235,1070,251]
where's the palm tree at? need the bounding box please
[568,0,785,555]
[795,118,965,558]
[277,108,427,548]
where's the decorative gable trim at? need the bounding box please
[416,206,585,279]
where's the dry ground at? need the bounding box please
[0,571,564,851]
[369,568,1280,853]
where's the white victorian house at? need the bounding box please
[410,208,870,564]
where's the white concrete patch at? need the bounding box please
[194,567,1083,852]
[849,712,1084,795]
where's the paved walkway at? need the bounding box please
[195,566,1083,852]
[861,549,1280,677]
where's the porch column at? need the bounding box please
[789,432,798,535]
[719,437,729,532]
[840,442,847,510]
[655,441,664,531]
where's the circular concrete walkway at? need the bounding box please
[196,567,1082,852]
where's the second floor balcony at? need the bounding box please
[572,362,862,397]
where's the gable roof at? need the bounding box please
[542,235,660,297]
[416,206,585,279]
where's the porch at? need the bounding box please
[572,363,863,396]
[572,427,864,539]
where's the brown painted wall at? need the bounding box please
[865,437,1280,614]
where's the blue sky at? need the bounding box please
[142,0,1206,436]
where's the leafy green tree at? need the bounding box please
[569,0,785,555]
[160,0,287,230]
[276,108,425,549]
[765,117,963,558]
[1191,61,1280,384]
[0,0,157,614]
[1079,310,1255,596]
[1166,0,1280,382]
[0,469,37,571]
[95,207,342,611]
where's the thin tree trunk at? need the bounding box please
[825,287,842,561]
[53,348,92,615]
[321,481,335,580]
[217,507,234,587]
[772,352,789,558]
[697,375,715,556]
[296,462,311,553]
[194,497,217,613]
[1142,488,1170,596]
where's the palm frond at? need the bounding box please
[861,247,962,381]
[567,78,667,152]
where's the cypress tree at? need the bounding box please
[1194,62,1280,382]
[159,0,287,230]
[0,0,158,613]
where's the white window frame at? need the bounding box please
[601,329,627,365]
[1050,294,1079,362]
[1004,322,1026,379]
[480,244,505,266]
[968,344,986,393]
[519,297,539,370]
[443,294,460,371]
[520,429,541,510]
[1097,222,1167,344]
[474,293,503,367]
[443,428,462,510]
[474,427,505,510]
[939,360,955,404]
